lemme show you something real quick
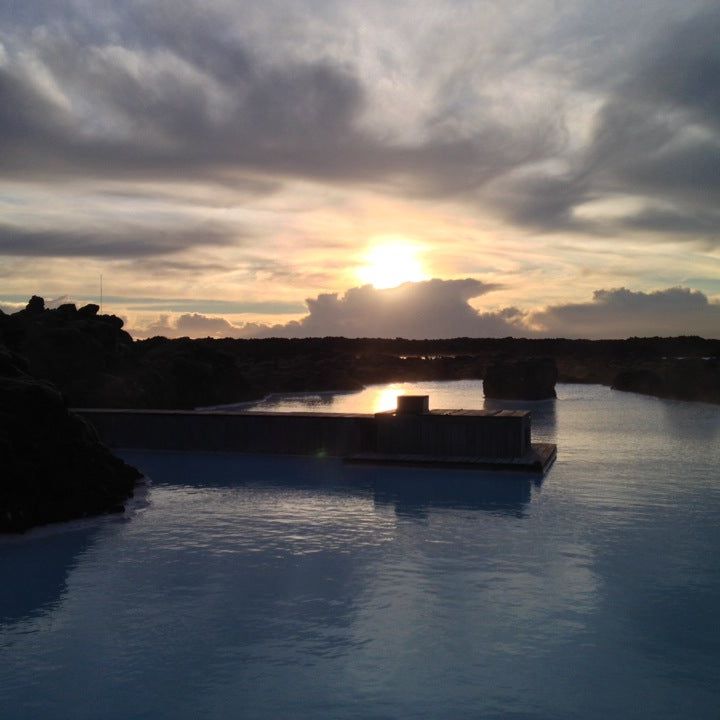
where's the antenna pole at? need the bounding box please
[100,274,103,314]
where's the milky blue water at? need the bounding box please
[2,383,720,719]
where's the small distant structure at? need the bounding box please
[78,394,556,475]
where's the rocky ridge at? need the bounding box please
[0,334,141,533]
[1,296,718,411]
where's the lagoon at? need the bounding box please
[2,382,720,719]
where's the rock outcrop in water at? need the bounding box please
[0,350,141,533]
[483,357,558,400]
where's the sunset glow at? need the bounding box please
[0,1,719,338]
[357,240,428,289]
[370,385,407,414]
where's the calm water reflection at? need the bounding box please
[0,526,100,627]
[1,383,719,719]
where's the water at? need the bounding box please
[2,382,720,719]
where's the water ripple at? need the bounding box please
[1,384,720,719]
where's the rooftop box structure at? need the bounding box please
[396,395,430,415]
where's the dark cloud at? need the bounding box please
[634,8,720,128]
[118,259,231,275]
[487,173,587,231]
[620,207,720,239]
[3,0,718,257]
[531,287,720,339]
[0,223,236,257]
[497,6,720,243]
[0,3,558,197]
[0,31,364,179]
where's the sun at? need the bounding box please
[357,238,428,289]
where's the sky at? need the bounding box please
[1,0,719,339]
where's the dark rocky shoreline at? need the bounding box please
[0,348,141,533]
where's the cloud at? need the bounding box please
[177,313,246,338]
[129,278,525,339]
[0,302,25,314]
[530,287,720,339]
[0,294,74,313]
[4,0,720,320]
[131,313,243,339]
[117,297,304,314]
[127,282,720,340]
[272,279,522,338]
[4,0,717,251]
[0,2,560,199]
[0,222,237,257]
[175,313,239,336]
[495,5,720,244]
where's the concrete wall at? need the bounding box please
[78,408,531,459]
[79,410,377,456]
[376,412,530,458]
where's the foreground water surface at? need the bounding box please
[2,382,720,719]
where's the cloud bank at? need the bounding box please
[531,287,720,339]
[0,222,237,258]
[494,5,720,245]
[128,280,720,340]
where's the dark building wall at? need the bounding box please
[376,413,529,458]
[79,410,377,456]
[78,408,530,459]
